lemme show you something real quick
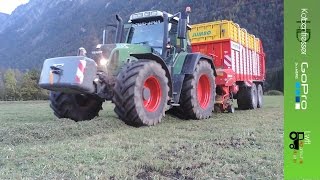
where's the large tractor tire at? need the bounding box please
[237,83,258,110]
[113,60,169,126]
[50,91,103,121]
[178,60,215,119]
[257,84,263,108]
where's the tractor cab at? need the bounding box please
[93,10,191,65]
[125,10,191,59]
[127,11,166,55]
[90,9,191,77]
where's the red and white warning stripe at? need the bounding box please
[75,60,86,84]
[224,55,232,67]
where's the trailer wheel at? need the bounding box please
[237,83,258,110]
[49,91,103,121]
[113,60,169,126]
[179,60,215,119]
[257,84,263,108]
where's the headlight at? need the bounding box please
[100,58,108,66]
[96,44,102,49]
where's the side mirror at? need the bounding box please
[178,18,187,39]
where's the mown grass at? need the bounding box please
[0,96,283,179]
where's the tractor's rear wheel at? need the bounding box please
[113,60,169,126]
[49,91,103,121]
[257,84,263,108]
[178,60,215,119]
[237,83,258,110]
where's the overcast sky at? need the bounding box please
[0,0,29,14]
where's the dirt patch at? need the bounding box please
[208,135,258,149]
[136,165,194,179]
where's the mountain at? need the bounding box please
[0,0,283,71]
[0,12,9,28]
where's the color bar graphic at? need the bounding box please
[295,82,300,109]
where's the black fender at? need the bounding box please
[171,53,217,104]
[181,53,217,76]
[130,53,173,99]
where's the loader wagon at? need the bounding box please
[189,20,266,111]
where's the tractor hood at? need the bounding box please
[92,43,160,76]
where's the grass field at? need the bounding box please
[0,96,283,179]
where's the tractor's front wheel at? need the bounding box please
[113,60,169,126]
[49,92,103,121]
[178,60,215,119]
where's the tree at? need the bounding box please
[4,69,18,100]
[0,71,5,100]
[20,69,48,100]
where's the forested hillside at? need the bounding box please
[0,0,283,91]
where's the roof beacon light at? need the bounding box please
[186,7,191,24]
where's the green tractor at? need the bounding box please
[39,8,217,126]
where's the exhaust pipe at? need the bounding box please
[115,14,124,43]
[102,29,106,44]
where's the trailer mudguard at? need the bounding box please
[130,52,173,98]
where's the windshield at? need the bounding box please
[130,20,164,54]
